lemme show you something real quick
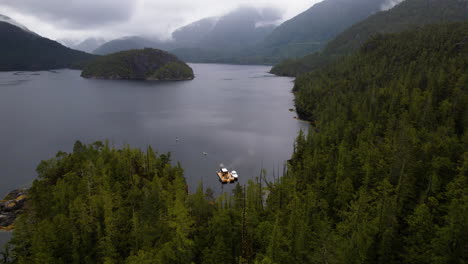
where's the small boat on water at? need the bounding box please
[231,170,238,181]
[217,168,235,184]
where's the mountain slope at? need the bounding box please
[0,16,96,71]
[93,36,174,55]
[272,0,468,76]
[73,38,106,53]
[172,1,389,64]
[0,14,37,35]
[257,0,386,60]
[198,7,277,51]
[170,7,279,63]
[286,22,467,263]
[172,17,219,47]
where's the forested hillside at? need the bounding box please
[4,142,193,263]
[258,0,384,59]
[289,22,467,263]
[2,23,467,264]
[272,0,468,76]
[81,48,194,81]
[0,20,96,71]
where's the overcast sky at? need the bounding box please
[0,0,321,42]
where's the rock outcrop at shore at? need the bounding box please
[81,48,194,81]
[0,189,27,231]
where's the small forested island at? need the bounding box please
[81,48,194,81]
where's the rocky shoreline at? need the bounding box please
[0,189,27,231]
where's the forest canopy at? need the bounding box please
[2,22,467,264]
[81,48,194,81]
[271,0,468,76]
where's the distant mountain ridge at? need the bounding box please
[170,7,279,63]
[11,0,462,70]
[0,14,37,35]
[93,7,279,62]
[172,17,219,47]
[325,0,468,56]
[271,0,468,76]
[0,15,96,71]
[257,0,386,59]
[91,1,390,64]
[196,7,278,51]
[73,38,106,53]
[92,36,175,55]
[170,1,389,64]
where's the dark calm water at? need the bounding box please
[0,63,307,245]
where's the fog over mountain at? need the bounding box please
[1,0,413,64]
[94,7,282,56]
[0,0,315,41]
[172,17,219,46]
[0,15,95,71]
[59,38,107,53]
[258,0,388,58]
[73,38,107,53]
[0,14,36,35]
[0,0,411,49]
[93,36,176,55]
[174,7,281,50]
[381,0,405,10]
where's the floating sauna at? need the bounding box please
[217,168,235,184]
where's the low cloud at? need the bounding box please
[260,7,283,21]
[381,0,405,11]
[0,0,317,41]
[0,0,137,29]
[216,6,283,28]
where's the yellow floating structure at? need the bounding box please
[217,168,235,184]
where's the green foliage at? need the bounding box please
[4,22,467,264]
[149,61,194,80]
[260,0,384,61]
[7,143,189,264]
[286,22,467,263]
[81,48,194,80]
[272,0,468,76]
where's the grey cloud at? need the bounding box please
[0,0,316,41]
[0,0,137,29]
[381,0,405,11]
[259,7,283,22]
[223,6,283,24]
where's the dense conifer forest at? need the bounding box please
[1,19,466,264]
[0,21,95,71]
[81,49,194,81]
[271,0,468,76]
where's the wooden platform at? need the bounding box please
[217,171,235,184]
